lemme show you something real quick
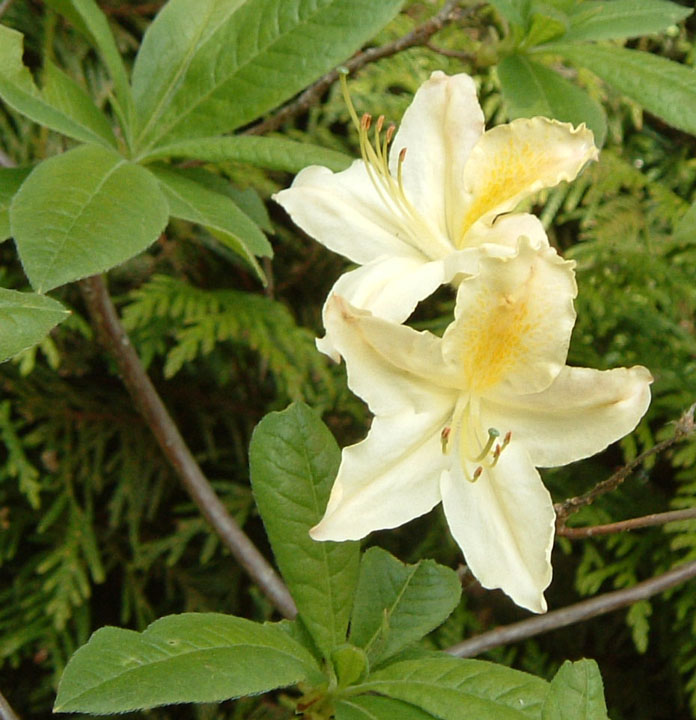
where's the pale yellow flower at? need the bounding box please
[310,240,652,613]
[274,72,597,357]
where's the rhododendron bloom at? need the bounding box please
[274,71,598,357]
[310,240,652,613]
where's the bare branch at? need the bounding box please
[0,149,16,168]
[0,0,15,20]
[0,690,20,720]
[447,559,696,657]
[558,506,696,539]
[246,0,474,136]
[556,403,696,526]
[79,274,297,619]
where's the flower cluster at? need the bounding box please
[274,72,652,613]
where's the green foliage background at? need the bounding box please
[1,0,696,718]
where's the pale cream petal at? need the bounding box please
[389,71,485,242]
[310,409,450,541]
[441,442,555,613]
[273,161,423,265]
[324,295,459,415]
[442,239,577,396]
[483,365,653,468]
[463,212,550,251]
[456,118,598,242]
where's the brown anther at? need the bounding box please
[376,114,385,133]
[492,444,502,460]
[472,466,483,480]
[385,124,396,143]
[441,426,451,440]
[398,147,407,163]
[503,431,512,446]
[361,113,372,130]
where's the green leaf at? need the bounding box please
[43,0,135,139]
[0,166,31,241]
[523,6,568,47]
[249,402,360,660]
[0,288,69,363]
[350,548,461,666]
[150,165,271,281]
[142,135,352,173]
[10,144,169,292]
[364,656,549,719]
[336,695,436,720]
[673,199,696,245]
[0,26,116,148]
[131,0,403,151]
[562,0,692,43]
[54,613,322,713]
[498,54,607,146]
[542,659,609,720]
[542,44,696,136]
[333,644,369,688]
[488,0,530,27]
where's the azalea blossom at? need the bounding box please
[310,239,652,613]
[274,71,598,357]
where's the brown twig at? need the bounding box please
[0,149,16,168]
[0,0,15,20]
[447,559,696,657]
[245,0,472,136]
[558,506,696,539]
[555,403,696,527]
[79,274,297,619]
[0,690,20,720]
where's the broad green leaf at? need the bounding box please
[0,26,116,148]
[0,166,31,241]
[336,696,436,720]
[542,44,696,136]
[42,0,135,139]
[523,7,568,47]
[333,644,368,688]
[562,0,692,43]
[150,166,271,281]
[542,659,609,720]
[498,53,607,146]
[249,402,360,660]
[10,144,169,292]
[0,288,69,363]
[54,613,322,713]
[363,656,549,719]
[488,0,530,27]
[131,0,403,151]
[350,548,461,666]
[142,135,352,173]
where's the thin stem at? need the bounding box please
[79,274,297,619]
[447,560,696,657]
[0,690,20,720]
[558,506,696,539]
[555,403,696,526]
[246,0,474,136]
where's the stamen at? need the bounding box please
[473,428,500,463]
[441,426,451,454]
[466,466,483,483]
[361,113,371,131]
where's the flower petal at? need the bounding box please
[441,441,555,613]
[310,409,449,541]
[483,365,653,468]
[442,238,577,396]
[390,71,485,242]
[316,250,483,360]
[456,118,598,241]
[324,295,458,414]
[464,212,550,251]
[273,160,421,265]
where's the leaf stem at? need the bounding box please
[245,0,477,136]
[0,690,20,720]
[79,274,297,619]
[447,560,696,657]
